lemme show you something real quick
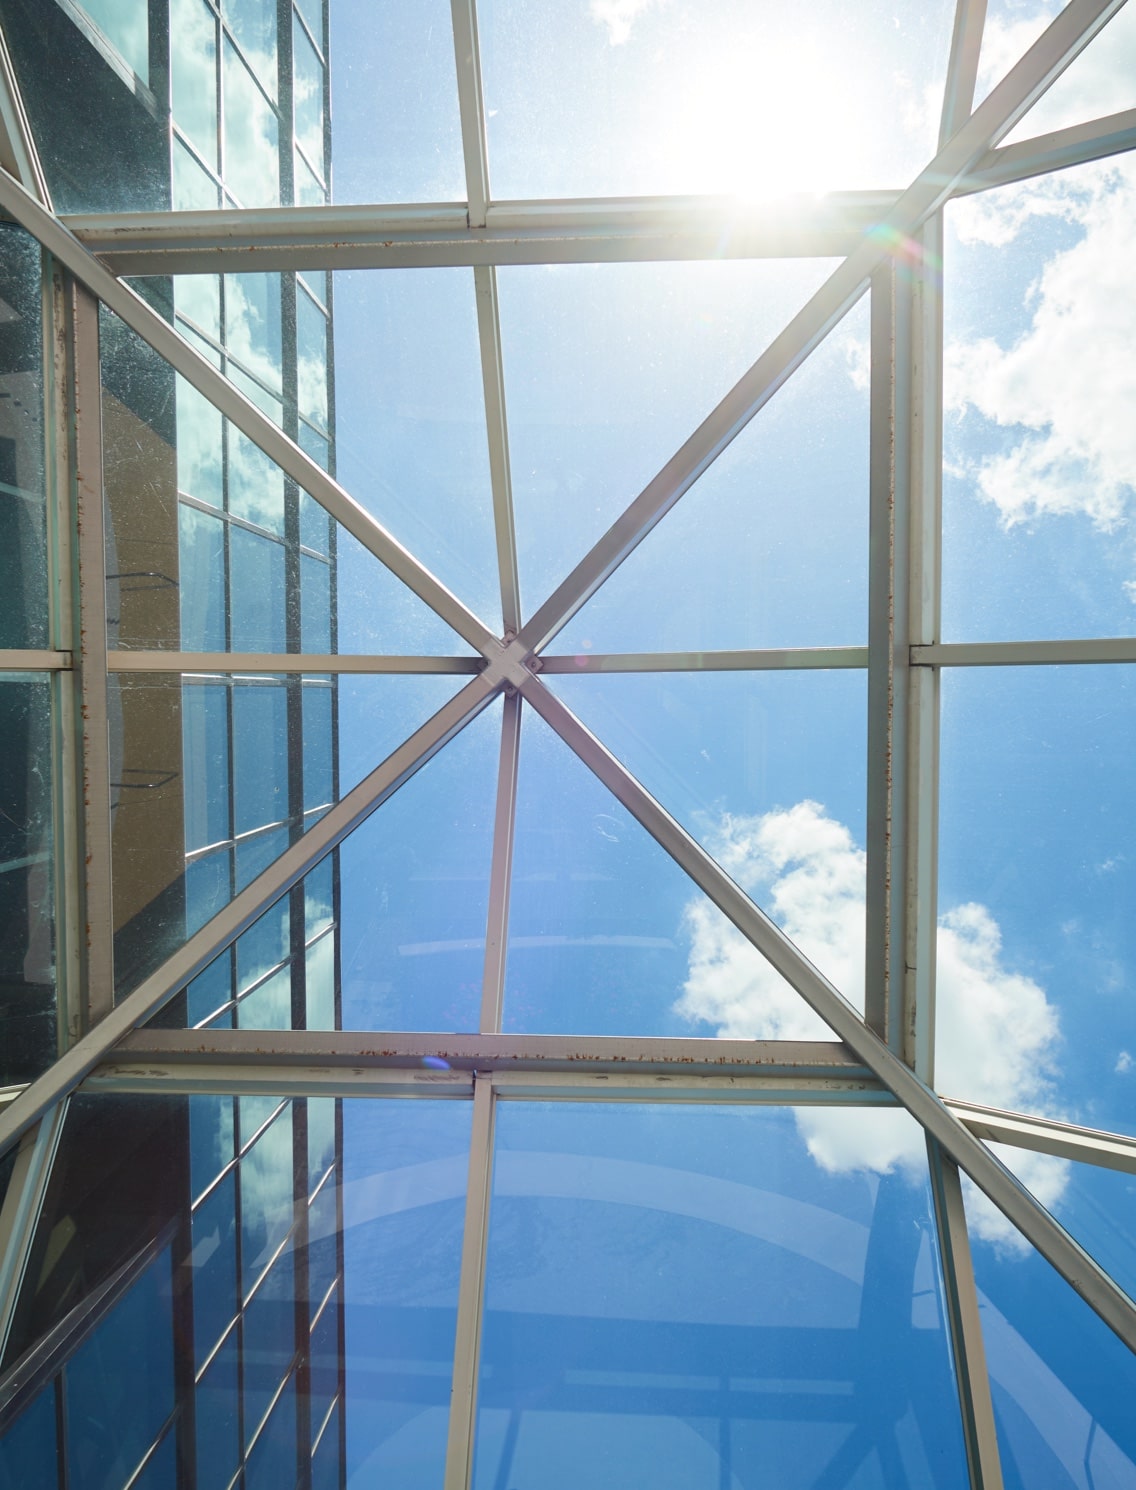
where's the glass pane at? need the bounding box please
[479,0,956,199]
[560,297,871,653]
[115,671,471,1003]
[333,269,500,633]
[549,668,868,1017]
[977,1,1136,137]
[0,675,55,1086]
[943,155,1136,641]
[76,0,150,82]
[0,225,48,651]
[223,38,280,208]
[964,1180,1136,1488]
[496,260,836,622]
[343,1099,470,1486]
[937,667,1136,1135]
[0,1387,58,1487]
[102,305,482,658]
[327,0,465,203]
[170,0,218,165]
[293,12,325,179]
[474,1103,968,1488]
[225,0,278,101]
[506,702,811,1037]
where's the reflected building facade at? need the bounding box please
[0,0,344,1485]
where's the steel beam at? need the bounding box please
[514,0,1127,658]
[480,692,521,1033]
[0,168,502,661]
[444,1072,495,1490]
[0,650,72,672]
[69,282,115,1033]
[947,1100,1136,1174]
[519,674,1136,1352]
[450,0,491,227]
[105,651,482,674]
[538,647,869,673]
[962,106,1136,194]
[96,1027,871,1078]
[474,265,521,635]
[0,672,499,1158]
[940,0,988,144]
[915,638,1136,666]
[63,195,896,275]
[928,1137,1004,1490]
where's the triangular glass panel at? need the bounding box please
[976,2,1136,143]
[963,1174,1136,1488]
[504,700,825,1038]
[554,295,869,655]
[499,258,837,621]
[331,268,502,634]
[152,692,500,1035]
[547,667,867,1009]
[99,303,478,661]
[115,671,470,1003]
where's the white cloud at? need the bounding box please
[945,154,1136,578]
[1117,1050,1133,1075]
[588,0,660,46]
[678,800,1068,1249]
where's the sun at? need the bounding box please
[664,34,875,202]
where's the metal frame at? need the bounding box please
[0,0,1134,1485]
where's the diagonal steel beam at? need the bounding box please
[516,0,1127,654]
[519,674,1136,1353]
[0,168,501,661]
[0,672,500,1160]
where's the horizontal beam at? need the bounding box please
[914,638,1136,667]
[962,106,1136,194]
[106,651,482,674]
[0,649,72,672]
[97,1028,870,1079]
[947,1099,1136,1175]
[63,194,900,275]
[539,647,868,674]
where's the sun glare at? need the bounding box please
[666,36,876,201]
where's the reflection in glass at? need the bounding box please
[222,38,280,208]
[964,1179,1136,1488]
[475,1102,968,1488]
[0,677,55,1084]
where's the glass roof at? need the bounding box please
[0,0,1134,1486]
